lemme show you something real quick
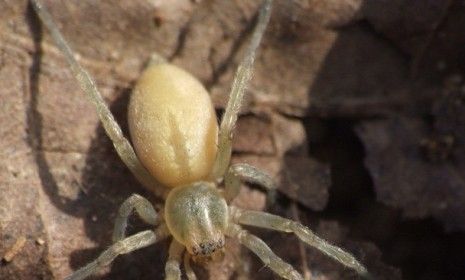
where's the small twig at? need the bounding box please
[3,236,27,262]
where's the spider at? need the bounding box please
[31,0,370,279]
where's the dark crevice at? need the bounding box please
[304,117,465,280]
[352,19,411,65]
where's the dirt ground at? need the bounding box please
[1,0,465,279]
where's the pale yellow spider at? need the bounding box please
[31,0,370,279]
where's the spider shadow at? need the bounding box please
[68,89,170,279]
[26,2,171,278]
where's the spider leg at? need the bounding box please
[112,194,160,242]
[65,227,169,280]
[183,251,198,280]
[165,239,185,280]
[230,207,371,278]
[224,163,276,204]
[29,0,168,198]
[226,223,303,280]
[210,0,273,180]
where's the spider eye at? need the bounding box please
[191,238,225,257]
[198,238,225,255]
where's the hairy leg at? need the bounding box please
[29,0,168,198]
[183,252,198,280]
[113,194,159,242]
[165,239,185,280]
[224,163,276,204]
[66,227,169,280]
[228,223,301,280]
[210,0,273,180]
[230,207,371,278]
[226,223,303,280]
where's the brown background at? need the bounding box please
[1,0,465,279]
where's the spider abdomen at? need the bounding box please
[128,63,218,187]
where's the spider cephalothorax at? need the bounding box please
[165,183,228,258]
[30,0,371,279]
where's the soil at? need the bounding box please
[1,0,465,279]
